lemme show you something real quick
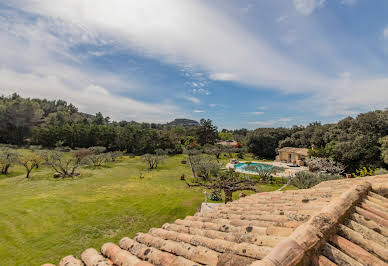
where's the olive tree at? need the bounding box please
[142,153,166,169]
[18,154,43,178]
[305,157,345,174]
[186,168,258,204]
[190,154,221,181]
[0,148,18,174]
[43,151,81,178]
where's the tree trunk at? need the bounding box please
[224,190,233,204]
[26,168,31,179]
[188,155,197,178]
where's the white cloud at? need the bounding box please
[194,110,205,113]
[209,104,217,108]
[1,1,387,118]
[293,0,326,15]
[251,112,264,115]
[192,88,210,95]
[209,73,239,82]
[383,26,388,39]
[341,0,357,6]
[184,96,201,104]
[0,13,179,123]
[7,0,332,94]
[0,69,178,122]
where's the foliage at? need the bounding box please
[184,149,202,178]
[43,151,81,177]
[190,154,221,180]
[352,167,376,178]
[280,110,388,172]
[186,168,259,204]
[243,164,274,183]
[204,144,223,160]
[247,128,291,159]
[305,157,345,174]
[0,148,18,174]
[142,153,166,169]
[196,119,219,146]
[18,154,43,178]
[379,136,388,164]
[290,171,342,189]
[219,131,233,141]
[209,191,222,201]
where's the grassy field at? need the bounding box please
[0,151,295,265]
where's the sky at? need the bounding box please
[0,0,387,129]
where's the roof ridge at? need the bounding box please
[251,175,388,266]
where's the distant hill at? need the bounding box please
[167,118,199,127]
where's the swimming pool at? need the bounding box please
[234,162,273,174]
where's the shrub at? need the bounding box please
[209,191,222,201]
[43,151,81,178]
[0,148,18,174]
[352,167,376,177]
[305,157,345,174]
[290,171,342,189]
[142,153,166,169]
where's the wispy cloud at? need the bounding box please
[184,96,201,104]
[293,0,326,15]
[251,112,264,115]
[383,26,388,39]
[194,110,205,113]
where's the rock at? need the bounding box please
[239,193,247,198]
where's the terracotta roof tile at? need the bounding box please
[43,174,388,266]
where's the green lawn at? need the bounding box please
[0,152,294,265]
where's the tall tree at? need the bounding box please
[196,119,218,146]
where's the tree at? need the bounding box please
[290,171,341,189]
[379,136,388,165]
[196,119,219,146]
[243,164,274,183]
[18,154,43,178]
[186,169,258,204]
[219,131,233,141]
[0,148,18,174]
[142,153,166,169]
[204,145,223,160]
[305,157,345,174]
[247,128,291,159]
[43,151,81,177]
[184,149,202,178]
[190,154,221,181]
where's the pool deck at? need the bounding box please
[226,160,308,177]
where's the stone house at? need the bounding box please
[276,147,309,165]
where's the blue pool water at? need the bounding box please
[234,162,273,173]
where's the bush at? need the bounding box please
[290,171,342,189]
[352,167,376,177]
[305,157,345,174]
[209,191,222,201]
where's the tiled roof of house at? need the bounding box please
[43,174,388,266]
[277,147,309,156]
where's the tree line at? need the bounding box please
[1,93,387,172]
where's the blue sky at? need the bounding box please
[0,0,387,129]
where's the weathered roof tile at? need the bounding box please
[43,174,388,266]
